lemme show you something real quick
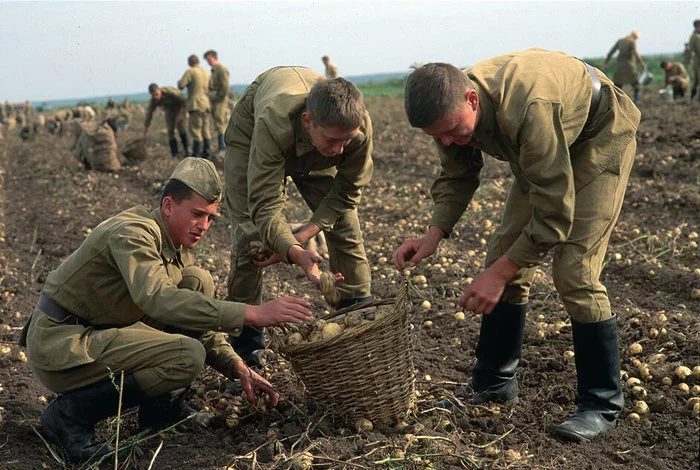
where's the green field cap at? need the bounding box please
[169,157,222,203]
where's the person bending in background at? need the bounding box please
[142,83,191,158]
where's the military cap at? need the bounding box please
[169,157,222,203]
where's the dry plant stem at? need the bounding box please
[314,455,370,468]
[146,440,164,470]
[375,452,479,468]
[114,370,125,470]
[29,248,42,284]
[471,426,514,448]
[30,425,64,465]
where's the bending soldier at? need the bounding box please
[395,49,640,443]
[224,67,373,365]
[143,83,191,158]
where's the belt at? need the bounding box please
[584,62,602,127]
[37,293,91,327]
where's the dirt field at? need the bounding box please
[0,89,698,469]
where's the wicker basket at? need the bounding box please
[272,282,415,425]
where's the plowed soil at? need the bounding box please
[1,88,698,469]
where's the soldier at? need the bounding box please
[322,55,339,78]
[660,60,690,100]
[689,19,700,101]
[602,30,647,103]
[21,158,313,464]
[224,67,373,365]
[178,54,212,159]
[105,97,116,111]
[142,83,191,158]
[204,49,230,157]
[394,49,640,443]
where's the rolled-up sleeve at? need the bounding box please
[429,141,483,236]
[505,100,575,267]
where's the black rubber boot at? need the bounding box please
[40,374,145,464]
[169,138,179,158]
[139,387,213,431]
[179,132,191,157]
[228,327,265,368]
[633,87,640,105]
[217,133,225,152]
[551,315,624,443]
[191,140,202,158]
[437,302,526,409]
[203,138,212,160]
[691,88,697,100]
[337,296,372,309]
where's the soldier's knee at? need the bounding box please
[179,266,215,297]
[179,337,206,382]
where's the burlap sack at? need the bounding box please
[90,123,120,171]
[122,138,147,164]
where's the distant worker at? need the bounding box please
[143,83,191,159]
[106,97,116,111]
[322,55,339,78]
[602,30,647,104]
[178,54,212,159]
[120,96,132,112]
[689,19,700,101]
[204,49,230,157]
[660,61,690,100]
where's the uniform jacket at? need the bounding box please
[225,66,373,262]
[25,206,245,375]
[144,87,186,127]
[178,65,211,113]
[665,63,689,87]
[429,49,640,268]
[689,32,700,66]
[325,63,339,79]
[209,64,230,104]
[606,35,645,84]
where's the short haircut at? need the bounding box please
[204,49,217,59]
[695,19,700,28]
[322,55,329,61]
[306,77,365,131]
[161,178,195,206]
[404,63,474,128]
[148,83,159,94]
[188,54,199,66]
[660,61,669,68]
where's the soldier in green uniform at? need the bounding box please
[178,54,212,159]
[204,49,230,156]
[395,49,640,443]
[322,55,339,78]
[689,20,700,101]
[142,83,191,158]
[660,60,690,100]
[21,158,313,464]
[602,30,647,103]
[224,67,373,365]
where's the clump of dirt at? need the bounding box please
[0,89,698,469]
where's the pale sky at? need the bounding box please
[2,0,698,102]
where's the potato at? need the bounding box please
[353,417,373,433]
[287,332,304,346]
[248,240,270,261]
[321,322,344,340]
[319,271,336,295]
[343,312,363,328]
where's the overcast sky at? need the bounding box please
[2,0,698,102]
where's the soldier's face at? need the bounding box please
[151,89,162,101]
[422,89,479,147]
[302,112,358,157]
[162,193,219,249]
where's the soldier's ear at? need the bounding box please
[466,89,478,111]
[161,196,174,217]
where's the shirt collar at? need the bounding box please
[150,208,182,265]
[470,79,495,147]
[292,109,317,156]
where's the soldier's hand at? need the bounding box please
[393,226,445,270]
[245,296,312,327]
[231,361,279,408]
[288,245,323,284]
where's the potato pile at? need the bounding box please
[282,305,391,348]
